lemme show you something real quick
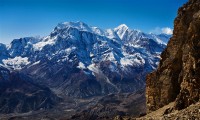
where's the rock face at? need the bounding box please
[146,0,200,112]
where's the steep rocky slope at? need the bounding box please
[146,0,200,113]
[0,66,59,113]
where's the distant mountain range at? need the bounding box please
[0,22,170,97]
[0,21,171,116]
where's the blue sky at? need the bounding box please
[0,0,187,44]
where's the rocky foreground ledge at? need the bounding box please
[115,102,200,120]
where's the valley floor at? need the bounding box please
[0,90,145,120]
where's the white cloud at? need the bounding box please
[161,27,173,35]
[150,27,173,35]
[150,27,161,34]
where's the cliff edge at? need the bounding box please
[146,0,200,112]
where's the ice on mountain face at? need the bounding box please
[55,21,105,36]
[32,60,40,65]
[105,29,115,38]
[2,56,30,70]
[57,21,91,32]
[8,37,40,47]
[87,63,99,76]
[114,24,129,40]
[7,37,42,58]
[120,52,145,67]
[101,52,116,61]
[105,29,121,41]
[92,27,105,36]
[114,24,129,31]
[33,36,57,51]
[77,62,86,69]
[65,47,76,54]
[27,60,40,68]
[90,52,95,58]
[120,58,133,66]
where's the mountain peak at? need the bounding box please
[56,21,91,32]
[113,24,129,40]
[55,21,106,36]
[114,24,129,31]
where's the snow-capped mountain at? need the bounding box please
[0,21,171,98]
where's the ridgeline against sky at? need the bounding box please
[0,0,187,44]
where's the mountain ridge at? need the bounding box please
[0,21,171,118]
[0,21,170,99]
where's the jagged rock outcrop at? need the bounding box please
[146,0,200,112]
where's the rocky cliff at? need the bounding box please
[146,0,200,112]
